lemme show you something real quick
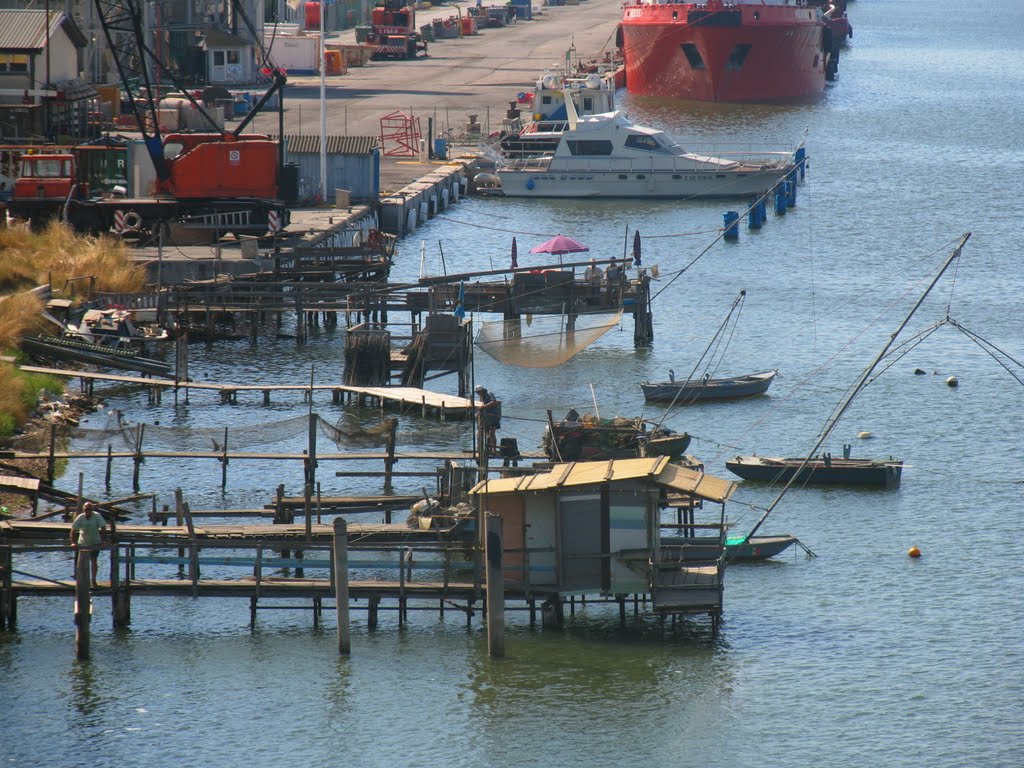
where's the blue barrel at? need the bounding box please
[747,199,762,230]
[723,210,740,239]
[795,147,807,180]
[785,179,796,207]
[434,138,447,160]
[774,188,787,215]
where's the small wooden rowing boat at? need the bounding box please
[725,454,903,489]
[642,369,777,404]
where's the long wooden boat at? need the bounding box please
[642,369,777,404]
[543,414,690,462]
[725,454,903,489]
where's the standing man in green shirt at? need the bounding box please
[70,502,106,588]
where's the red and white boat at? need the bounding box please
[619,0,839,103]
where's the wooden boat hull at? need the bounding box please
[661,533,797,561]
[725,455,903,489]
[545,420,691,461]
[642,370,776,403]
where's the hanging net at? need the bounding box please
[474,311,622,368]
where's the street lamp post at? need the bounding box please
[319,0,328,203]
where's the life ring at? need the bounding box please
[122,210,143,232]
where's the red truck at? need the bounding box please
[367,0,427,59]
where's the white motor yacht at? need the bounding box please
[497,98,802,199]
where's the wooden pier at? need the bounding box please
[16,363,480,415]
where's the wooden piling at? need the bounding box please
[304,482,313,540]
[182,501,198,596]
[332,517,351,654]
[105,444,112,492]
[485,512,505,657]
[383,419,397,493]
[47,424,57,484]
[220,427,229,490]
[132,424,145,493]
[0,545,13,630]
[74,547,91,660]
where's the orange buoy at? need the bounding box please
[908,546,921,558]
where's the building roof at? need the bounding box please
[278,134,379,156]
[56,78,99,102]
[203,27,254,48]
[470,457,736,503]
[0,10,87,51]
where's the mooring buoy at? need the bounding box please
[908,546,921,558]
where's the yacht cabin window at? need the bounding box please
[566,140,614,156]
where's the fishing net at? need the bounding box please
[474,311,622,368]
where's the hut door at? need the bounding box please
[608,490,650,594]
[558,492,602,592]
[524,495,556,587]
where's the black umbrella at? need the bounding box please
[632,230,642,266]
[511,236,518,269]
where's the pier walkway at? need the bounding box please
[17,363,479,415]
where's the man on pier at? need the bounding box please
[605,258,623,304]
[475,385,501,455]
[70,502,106,588]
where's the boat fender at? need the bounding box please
[122,210,143,232]
[526,178,535,190]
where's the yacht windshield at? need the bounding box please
[624,134,676,154]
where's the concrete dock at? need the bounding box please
[251,0,625,188]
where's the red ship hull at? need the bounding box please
[620,2,831,102]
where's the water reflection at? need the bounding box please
[68,658,113,723]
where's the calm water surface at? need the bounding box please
[4,1,1024,765]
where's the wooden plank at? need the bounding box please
[0,475,40,491]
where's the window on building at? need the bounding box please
[227,50,239,64]
[213,51,225,66]
[0,54,29,73]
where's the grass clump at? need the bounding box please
[0,220,144,438]
[0,220,146,295]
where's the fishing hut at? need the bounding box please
[469,456,737,627]
[409,258,655,348]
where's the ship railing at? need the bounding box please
[530,154,793,174]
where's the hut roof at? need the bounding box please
[470,457,735,503]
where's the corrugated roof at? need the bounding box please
[470,457,736,503]
[656,461,736,503]
[278,134,379,155]
[0,10,86,51]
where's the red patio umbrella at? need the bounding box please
[529,234,589,256]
